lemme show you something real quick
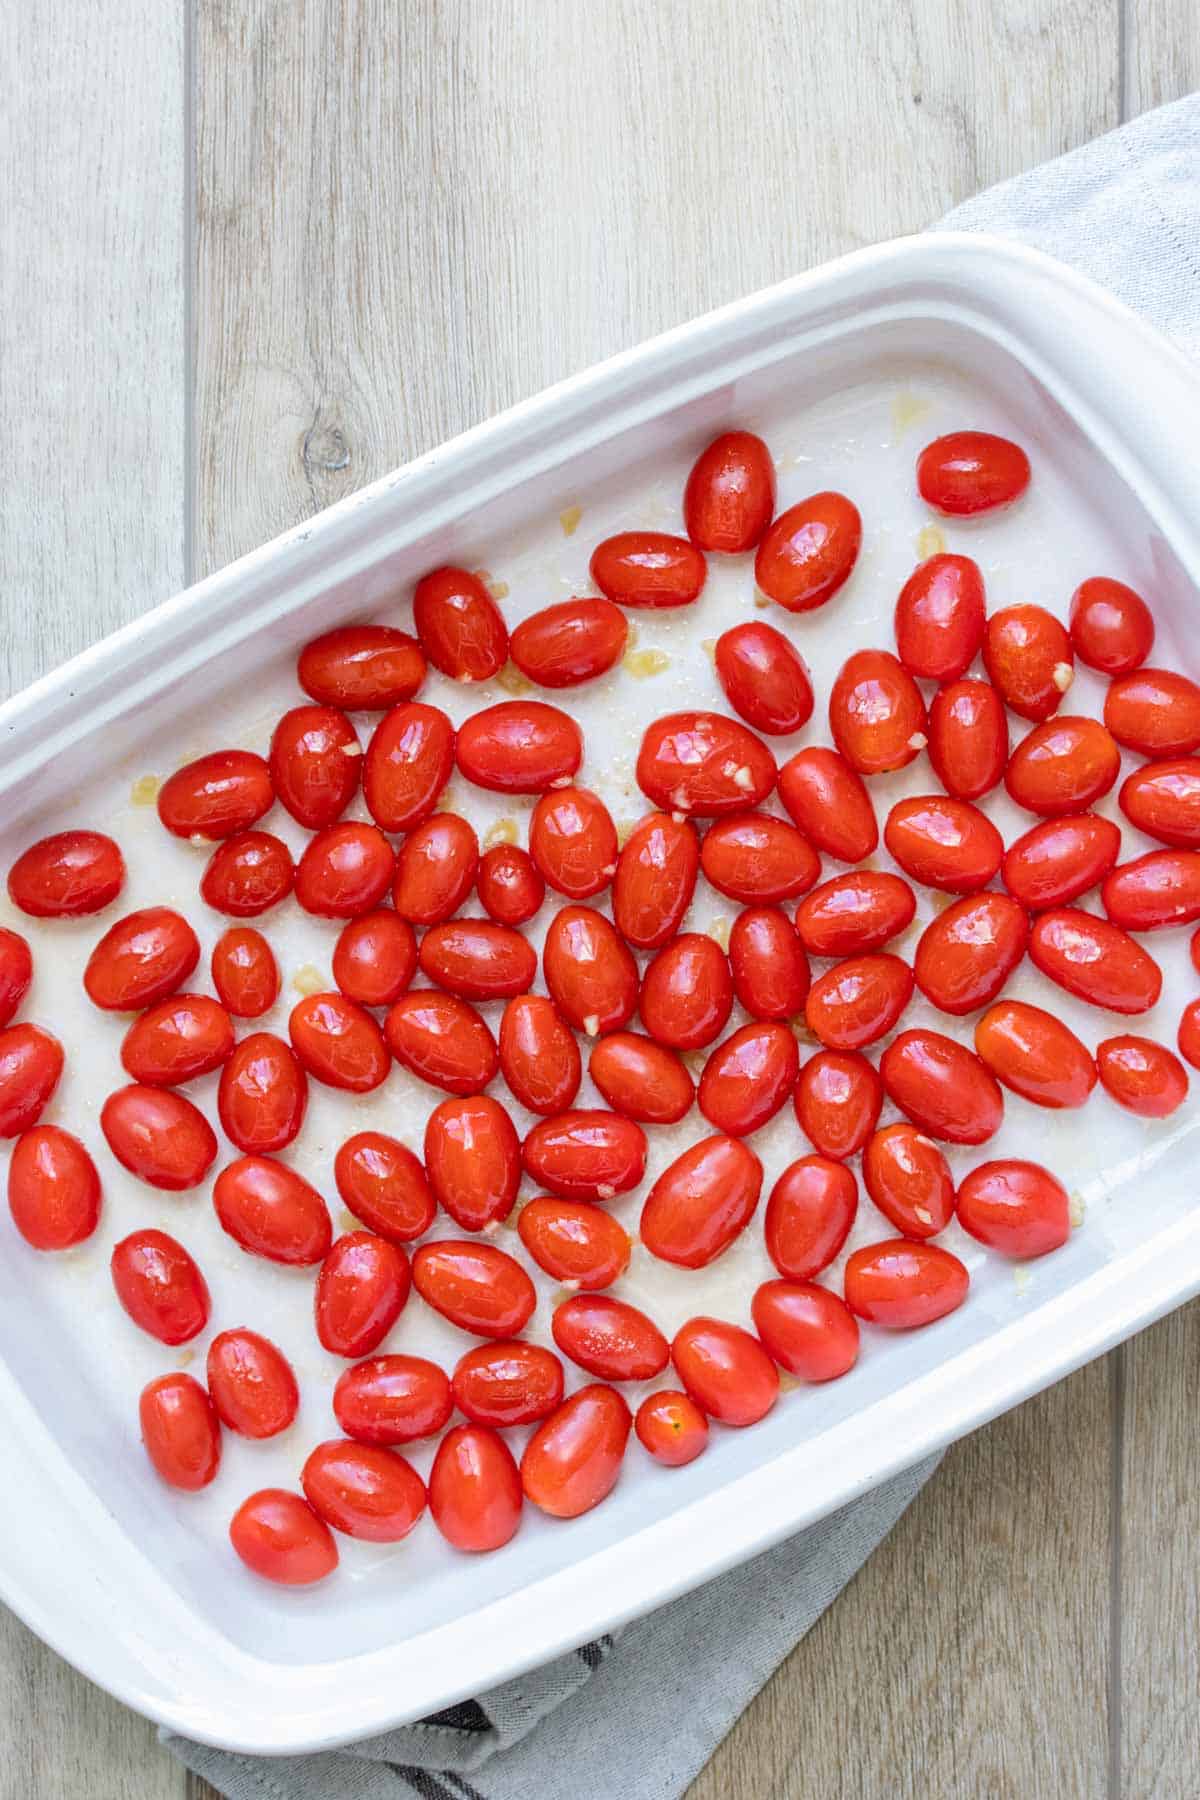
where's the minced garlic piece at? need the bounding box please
[1053,661,1074,693]
[483,818,519,849]
[1069,1191,1086,1228]
[583,1014,600,1038]
[495,662,532,695]
[559,504,582,537]
[130,774,160,806]
[338,1209,359,1232]
[175,1348,195,1369]
[890,389,931,437]
[701,638,717,662]
[291,964,327,997]
[753,590,771,608]
[916,524,946,559]
[615,818,638,848]
[707,916,731,951]
[1014,1267,1033,1296]
[791,1017,819,1046]
[623,648,670,678]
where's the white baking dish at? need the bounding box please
[3,233,1200,1755]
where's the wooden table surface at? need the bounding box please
[3,4,1198,1795]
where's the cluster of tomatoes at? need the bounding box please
[3,421,1198,1589]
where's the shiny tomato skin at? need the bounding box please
[684,430,776,552]
[8,1126,101,1250]
[913,892,1029,1017]
[498,994,580,1116]
[429,1425,522,1552]
[777,747,878,863]
[1069,577,1154,674]
[552,1294,669,1382]
[589,531,707,608]
[884,795,1003,894]
[518,1196,631,1288]
[636,711,776,816]
[418,918,538,1002]
[530,787,618,899]
[1006,716,1120,817]
[315,1231,411,1356]
[384,990,498,1094]
[391,812,479,924]
[588,1030,693,1124]
[715,621,814,735]
[200,831,295,916]
[269,704,360,828]
[764,1154,858,1279]
[303,1439,426,1543]
[1104,668,1200,757]
[1179,999,1200,1070]
[211,927,278,1018]
[671,1317,779,1426]
[1029,908,1162,1014]
[752,1281,860,1382]
[640,1134,763,1268]
[1096,1034,1188,1118]
[456,701,582,794]
[101,1084,216,1189]
[1120,759,1200,849]
[206,1328,299,1438]
[110,1229,210,1344]
[334,1131,436,1242]
[795,871,915,958]
[635,1391,709,1467]
[844,1239,969,1326]
[521,1384,632,1518]
[452,1340,564,1428]
[916,431,1030,515]
[523,1110,647,1204]
[804,953,913,1051]
[863,1123,955,1239]
[880,1029,1004,1145]
[218,1032,307,1154]
[755,491,862,613]
[412,565,508,682]
[157,750,273,841]
[612,812,699,949]
[332,909,417,1007]
[543,905,638,1035]
[0,929,31,1028]
[213,1156,331,1265]
[928,678,1008,800]
[424,1094,520,1231]
[699,812,820,904]
[0,1024,63,1138]
[298,624,425,710]
[1002,814,1122,912]
[333,1354,453,1444]
[729,905,811,1020]
[983,605,1074,722]
[893,553,986,682]
[84,907,200,1011]
[121,993,235,1087]
[509,597,628,687]
[1103,849,1200,932]
[412,1239,536,1338]
[698,1021,799,1136]
[294,821,394,918]
[289,991,390,1091]
[973,999,1097,1109]
[640,932,733,1049]
[956,1160,1070,1258]
[829,649,928,775]
[139,1375,221,1491]
[793,1050,883,1161]
[363,702,455,830]
[229,1490,337,1586]
[7,831,125,918]
[476,843,545,925]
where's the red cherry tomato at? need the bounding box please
[385,990,498,1094]
[1069,576,1154,674]
[200,831,294,916]
[0,1024,63,1138]
[698,1021,799,1136]
[418,918,538,1001]
[880,1029,1004,1144]
[956,1160,1070,1258]
[521,1384,632,1518]
[121,993,234,1086]
[684,430,776,552]
[829,649,927,775]
[1179,999,1200,1070]
[269,705,360,828]
[303,1439,426,1543]
[412,1239,536,1338]
[641,1134,762,1268]
[973,999,1097,1109]
[498,994,581,1115]
[7,830,125,917]
[294,821,394,918]
[509,598,628,687]
[635,1391,709,1467]
[755,491,862,612]
[640,932,732,1049]
[452,1340,564,1428]
[523,1110,647,1203]
[884,795,1003,894]
[529,787,618,899]
[333,1354,453,1444]
[928,678,1008,800]
[207,1328,299,1438]
[139,1374,221,1491]
[363,702,455,830]
[671,1317,779,1426]
[793,1050,882,1161]
[804,953,913,1051]
[590,531,707,608]
[218,1031,307,1154]
[893,553,986,682]
[332,909,417,1007]
[101,1084,216,1189]
[1103,849,1200,932]
[729,905,811,1020]
[983,605,1073,722]
[334,1131,436,1242]
[298,624,425,710]
[211,926,278,1018]
[456,701,582,794]
[913,892,1029,1016]
[916,431,1030,515]
[518,1196,631,1288]
[1096,1035,1188,1118]
[714,621,814,735]
[764,1155,857,1279]
[1001,814,1122,912]
[1105,668,1200,757]
[424,1094,520,1231]
[612,812,700,948]
[110,1229,210,1343]
[589,1031,693,1124]
[8,1126,101,1250]
[391,812,479,924]
[213,1155,332,1264]
[543,905,638,1035]
[0,928,32,1028]
[752,1281,860,1382]
[1120,759,1200,849]
[229,1490,337,1586]
[699,812,819,904]
[863,1123,955,1239]
[84,907,199,1010]
[795,871,915,959]
[636,711,776,816]
[844,1239,969,1326]
[315,1231,411,1356]
[429,1425,522,1552]
[777,746,878,863]
[1005,716,1120,817]
[157,750,273,840]
[552,1294,669,1381]
[412,565,508,682]
[1029,908,1162,1014]
[476,842,545,925]
[289,991,390,1091]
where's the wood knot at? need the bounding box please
[302,420,351,474]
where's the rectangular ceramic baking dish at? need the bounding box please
[3,233,1200,1755]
